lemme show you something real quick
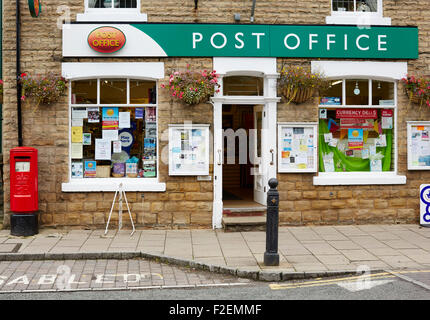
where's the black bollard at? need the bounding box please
[264,178,279,266]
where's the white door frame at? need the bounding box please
[211,57,280,229]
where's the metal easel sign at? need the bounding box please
[105,183,135,236]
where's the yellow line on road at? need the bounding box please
[269,269,430,291]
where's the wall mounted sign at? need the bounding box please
[63,23,419,59]
[407,121,430,170]
[28,0,41,18]
[277,122,318,173]
[87,26,126,54]
[168,124,210,176]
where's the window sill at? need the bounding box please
[325,14,391,26]
[62,179,166,192]
[313,172,406,186]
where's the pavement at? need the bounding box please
[0,224,430,281]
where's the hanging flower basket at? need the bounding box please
[162,65,220,106]
[282,85,315,104]
[401,75,430,108]
[19,72,67,112]
[278,65,329,105]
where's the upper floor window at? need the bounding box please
[327,0,391,25]
[88,0,137,9]
[78,0,147,21]
[332,0,378,13]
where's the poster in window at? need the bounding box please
[102,107,119,130]
[168,124,210,176]
[278,123,317,173]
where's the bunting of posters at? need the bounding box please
[278,123,318,173]
[407,121,430,170]
[168,124,210,176]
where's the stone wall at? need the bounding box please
[2,0,430,228]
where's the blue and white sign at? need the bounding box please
[419,184,430,227]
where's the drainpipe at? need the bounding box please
[250,0,256,23]
[16,0,23,147]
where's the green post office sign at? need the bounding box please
[130,23,418,59]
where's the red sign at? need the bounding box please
[382,109,393,117]
[340,118,374,129]
[336,109,378,119]
[88,27,126,53]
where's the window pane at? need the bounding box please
[223,76,264,96]
[320,80,342,105]
[346,80,369,105]
[130,80,156,104]
[88,0,137,8]
[72,80,97,104]
[100,79,127,104]
[119,0,137,8]
[318,108,394,172]
[359,0,377,12]
[372,81,394,105]
[332,0,354,12]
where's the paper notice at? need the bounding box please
[71,118,83,127]
[71,143,83,159]
[72,107,87,119]
[328,138,338,147]
[324,133,333,143]
[95,139,112,160]
[71,126,83,143]
[102,130,119,141]
[119,112,131,128]
[113,140,122,153]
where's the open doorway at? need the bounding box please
[222,105,265,212]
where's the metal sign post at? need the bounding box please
[105,183,135,236]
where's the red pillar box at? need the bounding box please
[9,147,39,236]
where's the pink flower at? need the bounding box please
[160,84,165,89]
[21,95,26,101]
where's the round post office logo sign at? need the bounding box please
[28,0,41,18]
[87,27,126,54]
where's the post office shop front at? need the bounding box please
[54,9,426,231]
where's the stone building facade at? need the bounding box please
[1,0,429,229]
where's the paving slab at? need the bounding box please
[0,224,429,280]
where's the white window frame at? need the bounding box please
[168,124,210,176]
[77,0,147,22]
[407,121,430,170]
[312,60,407,186]
[277,122,318,173]
[326,0,391,25]
[61,62,165,192]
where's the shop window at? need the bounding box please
[223,76,264,96]
[100,79,127,104]
[70,78,158,179]
[71,80,97,104]
[318,79,395,174]
[346,80,369,105]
